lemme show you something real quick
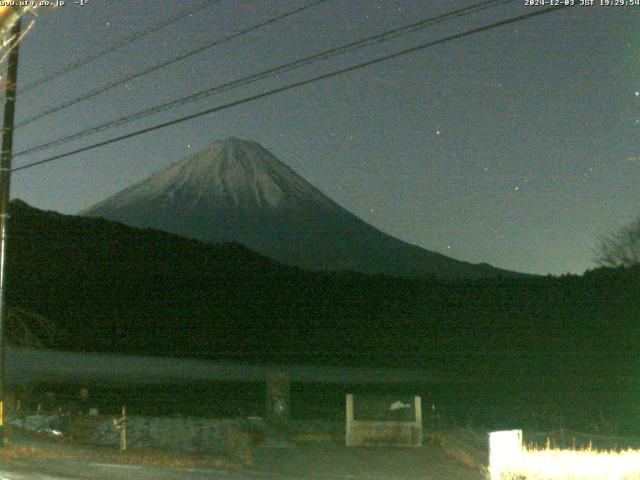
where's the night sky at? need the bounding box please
[7,0,639,275]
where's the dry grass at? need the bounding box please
[497,446,640,480]
[432,429,487,471]
[227,428,254,466]
[0,435,237,470]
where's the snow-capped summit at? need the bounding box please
[82,138,515,279]
[93,137,335,212]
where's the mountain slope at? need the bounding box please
[82,137,519,279]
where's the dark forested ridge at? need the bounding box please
[7,200,640,428]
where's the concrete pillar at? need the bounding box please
[489,429,522,480]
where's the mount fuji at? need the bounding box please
[81,137,516,279]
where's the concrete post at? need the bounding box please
[489,429,522,480]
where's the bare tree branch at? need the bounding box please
[594,217,640,268]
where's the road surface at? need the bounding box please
[1,444,484,479]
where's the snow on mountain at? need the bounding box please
[81,137,517,279]
[90,137,337,211]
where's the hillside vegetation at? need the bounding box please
[7,200,640,430]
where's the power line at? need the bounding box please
[14,0,329,129]
[12,5,570,174]
[19,0,220,95]
[15,0,511,158]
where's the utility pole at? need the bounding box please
[0,15,21,447]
